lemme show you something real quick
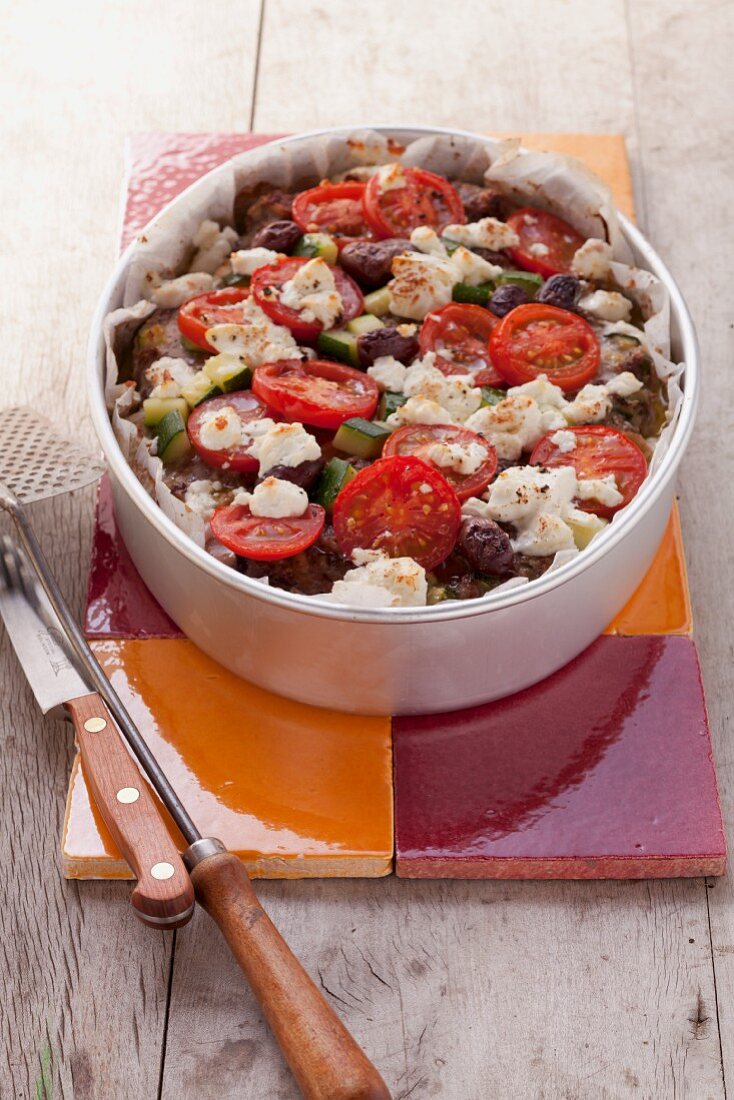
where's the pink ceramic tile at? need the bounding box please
[121,131,284,247]
[394,636,725,879]
[84,476,183,639]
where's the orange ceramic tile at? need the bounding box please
[62,639,393,879]
[604,504,692,637]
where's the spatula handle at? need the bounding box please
[189,848,391,1100]
[66,693,195,929]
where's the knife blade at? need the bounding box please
[0,543,195,928]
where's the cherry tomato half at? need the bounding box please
[177,288,251,352]
[363,167,465,240]
[489,303,600,392]
[333,454,461,571]
[419,302,503,386]
[506,208,586,277]
[382,424,498,501]
[530,425,647,518]
[252,358,379,430]
[251,257,364,343]
[187,390,275,473]
[211,501,325,561]
[292,181,373,240]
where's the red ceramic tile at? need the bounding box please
[394,636,725,879]
[84,476,183,639]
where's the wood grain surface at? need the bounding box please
[1,1,732,1097]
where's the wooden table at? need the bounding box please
[2,2,732,1096]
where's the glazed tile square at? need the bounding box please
[394,636,725,879]
[63,640,393,879]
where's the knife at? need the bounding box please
[0,540,195,929]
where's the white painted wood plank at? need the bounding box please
[161,877,723,1098]
[625,1,734,1094]
[254,0,635,136]
[0,3,261,1095]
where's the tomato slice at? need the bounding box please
[362,167,465,240]
[251,257,364,342]
[292,182,373,240]
[489,303,600,392]
[530,425,647,518]
[252,358,379,430]
[506,208,586,277]
[177,288,251,352]
[211,501,325,561]
[419,302,503,386]
[187,391,275,472]
[333,454,461,571]
[382,424,498,502]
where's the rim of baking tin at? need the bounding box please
[87,124,700,626]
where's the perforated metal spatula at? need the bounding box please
[0,407,391,1100]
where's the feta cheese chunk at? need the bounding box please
[205,299,297,368]
[388,252,455,320]
[485,465,579,556]
[576,475,623,509]
[571,238,613,280]
[461,496,495,521]
[409,226,448,257]
[507,376,568,433]
[328,549,427,608]
[249,421,321,474]
[549,429,577,453]
[465,395,543,460]
[450,245,503,286]
[389,396,454,427]
[145,357,197,399]
[605,371,644,397]
[528,242,550,257]
[197,404,242,451]
[246,477,309,518]
[367,356,408,393]
[190,219,239,274]
[230,247,281,276]
[150,272,214,308]
[279,258,343,329]
[402,356,482,422]
[578,289,632,322]
[563,384,611,424]
[184,479,225,520]
[376,162,407,193]
[443,217,520,252]
[426,438,487,475]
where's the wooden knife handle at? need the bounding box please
[190,850,391,1100]
[65,693,195,930]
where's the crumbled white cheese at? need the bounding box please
[461,496,495,521]
[388,252,455,320]
[450,245,503,286]
[376,163,407,193]
[409,227,448,257]
[401,355,482,422]
[576,475,623,509]
[605,371,644,397]
[248,421,321,474]
[150,272,214,308]
[443,217,520,252]
[426,439,487,475]
[190,219,239,274]
[465,395,543,460]
[485,465,579,556]
[367,356,408,392]
[328,549,427,608]
[197,405,242,451]
[549,429,578,453]
[389,396,454,427]
[205,298,297,368]
[184,479,224,520]
[571,238,613,280]
[279,258,343,329]
[528,242,550,257]
[230,247,281,276]
[563,384,611,424]
[507,376,568,433]
[245,477,309,518]
[578,289,632,322]
[145,357,197,399]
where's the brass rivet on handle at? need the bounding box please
[83,716,107,733]
[116,787,140,804]
[151,862,175,880]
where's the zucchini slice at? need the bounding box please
[333,417,391,460]
[293,233,339,264]
[496,270,543,297]
[452,282,495,306]
[180,371,223,408]
[143,396,189,428]
[203,357,252,392]
[316,329,359,367]
[346,313,384,337]
[377,391,407,420]
[314,457,357,512]
[362,286,391,317]
[154,409,191,463]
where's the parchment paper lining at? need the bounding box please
[103,130,685,599]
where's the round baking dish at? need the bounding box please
[87,126,699,716]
